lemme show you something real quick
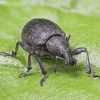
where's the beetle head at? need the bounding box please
[46,36,76,66]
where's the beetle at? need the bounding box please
[0,18,100,86]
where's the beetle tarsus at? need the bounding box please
[0,51,16,56]
[19,72,26,78]
[35,56,47,86]
[40,75,46,86]
[19,54,32,78]
[19,68,30,78]
[89,73,100,79]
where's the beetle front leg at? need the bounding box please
[19,53,32,78]
[54,56,64,74]
[35,56,47,86]
[71,47,100,78]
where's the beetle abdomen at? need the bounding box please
[21,18,66,49]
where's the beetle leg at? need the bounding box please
[54,56,64,74]
[54,56,58,74]
[0,41,32,56]
[66,34,71,41]
[0,41,34,77]
[35,56,47,86]
[0,41,19,56]
[19,53,32,78]
[71,47,100,78]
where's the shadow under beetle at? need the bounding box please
[0,18,100,86]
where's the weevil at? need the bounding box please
[0,18,100,86]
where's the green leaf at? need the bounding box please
[0,0,100,100]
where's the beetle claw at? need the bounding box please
[0,52,7,56]
[19,72,26,78]
[90,73,100,79]
[40,75,46,86]
[0,51,15,56]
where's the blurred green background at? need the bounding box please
[0,0,100,100]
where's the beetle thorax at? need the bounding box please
[46,36,69,56]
